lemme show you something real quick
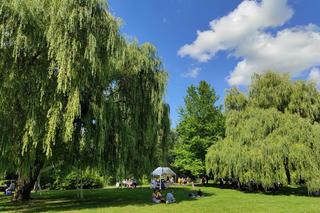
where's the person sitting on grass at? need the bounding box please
[197,189,203,197]
[5,181,15,196]
[152,190,165,203]
[131,179,137,188]
[188,189,203,198]
[188,192,196,198]
[166,191,176,204]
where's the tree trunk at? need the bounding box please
[284,157,291,185]
[13,177,37,201]
[80,169,83,199]
[13,160,43,201]
[80,178,83,199]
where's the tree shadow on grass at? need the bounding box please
[261,186,312,197]
[0,186,214,212]
[208,183,315,197]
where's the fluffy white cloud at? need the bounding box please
[178,0,293,62]
[308,67,320,86]
[229,25,320,85]
[178,0,320,86]
[182,67,201,78]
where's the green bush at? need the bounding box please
[140,175,149,185]
[104,176,116,186]
[51,170,103,190]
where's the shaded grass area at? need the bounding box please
[0,185,319,212]
[0,186,209,212]
[211,183,310,197]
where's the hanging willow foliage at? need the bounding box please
[88,42,169,179]
[0,0,170,200]
[206,72,320,194]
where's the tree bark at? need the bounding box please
[13,160,43,201]
[14,177,36,201]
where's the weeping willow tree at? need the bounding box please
[92,43,170,179]
[0,0,170,200]
[206,72,320,193]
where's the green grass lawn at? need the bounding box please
[0,185,319,212]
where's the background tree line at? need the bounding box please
[171,72,320,195]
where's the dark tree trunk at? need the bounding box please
[284,157,291,185]
[13,178,36,201]
[13,159,43,201]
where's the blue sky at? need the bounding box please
[108,0,320,127]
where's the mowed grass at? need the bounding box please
[0,185,319,213]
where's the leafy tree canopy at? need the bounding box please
[173,81,224,176]
[0,0,169,200]
[207,72,320,193]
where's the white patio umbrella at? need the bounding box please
[151,167,176,189]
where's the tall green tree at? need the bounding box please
[172,81,224,176]
[206,72,320,193]
[0,0,169,200]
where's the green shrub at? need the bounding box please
[140,175,149,185]
[104,176,116,186]
[51,170,103,190]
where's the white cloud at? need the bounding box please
[178,0,293,62]
[182,67,201,78]
[178,0,320,86]
[308,67,320,86]
[229,25,320,85]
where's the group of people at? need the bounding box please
[151,188,204,204]
[152,190,175,204]
[150,179,166,190]
[177,176,208,186]
[116,178,137,188]
[150,176,175,190]
[150,176,205,204]
[177,177,191,185]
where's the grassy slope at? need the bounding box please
[0,185,319,213]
